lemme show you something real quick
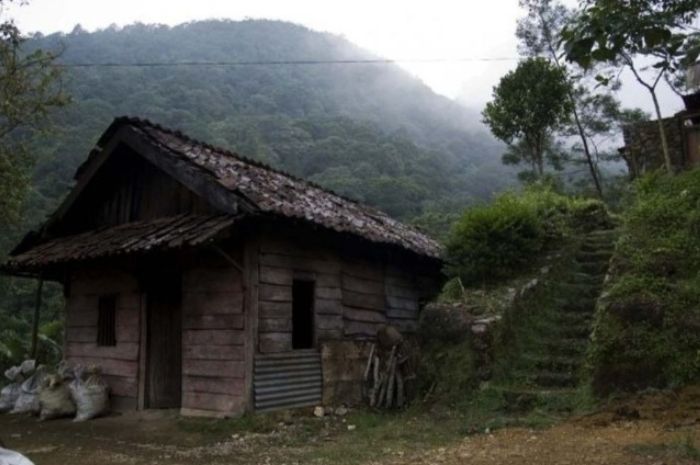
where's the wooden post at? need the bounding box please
[30,276,44,360]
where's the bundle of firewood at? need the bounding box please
[363,326,410,409]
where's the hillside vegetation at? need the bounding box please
[20,20,510,232]
[590,170,700,394]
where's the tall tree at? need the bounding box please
[517,0,605,197]
[562,0,700,173]
[0,0,68,228]
[483,57,573,177]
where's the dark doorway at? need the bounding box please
[292,280,315,349]
[145,273,182,408]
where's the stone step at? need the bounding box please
[521,354,582,373]
[538,338,589,357]
[533,371,578,388]
[552,296,597,313]
[574,250,613,263]
[552,281,602,299]
[531,319,592,340]
[579,241,615,254]
[573,259,610,275]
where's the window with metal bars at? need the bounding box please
[97,295,117,346]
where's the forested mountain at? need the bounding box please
[23,19,511,231]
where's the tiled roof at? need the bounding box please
[5,215,236,269]
[119,117,441,258]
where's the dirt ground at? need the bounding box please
[1,387,699,465]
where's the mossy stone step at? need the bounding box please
[552,281,602,298]
[552,297,597,313]
[538,338,588,357]
[574,250,614,262]
[532,371,578,388]
[579,242,615,254]
[530,319,592,340]
[520,354,581,373]
[573,259,610,275]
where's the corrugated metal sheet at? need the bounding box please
[254,350,322,411]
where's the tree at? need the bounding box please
[0,0,68,227]
[517,0,605,197]
[483,57,573,177]
[562,0,700,173]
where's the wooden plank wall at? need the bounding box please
[180,265,246,416]
[258,239,344,353]
[256,235,427,353]
[64,268,141,410]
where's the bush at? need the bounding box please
[589,169,700,395]
[444,187,606,285]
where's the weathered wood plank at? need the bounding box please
[258,332,292,353]
[182,375,245,395]
[314,298,343,316]
[344,321,381,338]
[66,356,138,378]
[183,343,244,361]
[184,268,243,293]
[259,266,293,286]
[182,360,245,378]
[183,314,244,330]
[385,295,419,312]
[259,301,291,319]
[182,291,244,315]
[183,329,245,346]
[259,284,292,302]
[182,392,246,413]
[316,287,342,300]
[65,342,139,361]
[344,308,386,324]
[386,307,418,320]
[384,284,418,299]
[342,274,384,295]
[342,290,385,311]
[316,329,343,341]
[316,314,343,330]
[102,374,138,397]
[259,318,292,332]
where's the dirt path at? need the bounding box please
[1,387,699,465]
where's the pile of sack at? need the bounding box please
[0,361,110,421]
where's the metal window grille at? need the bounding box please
[97,295,117,346]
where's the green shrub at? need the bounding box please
[444,187,607,285]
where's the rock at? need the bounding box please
[347,424,356,431]
[313,406,325,418]
[334,406,348,416]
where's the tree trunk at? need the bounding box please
[571,103,603,197]
[649,88,674,173]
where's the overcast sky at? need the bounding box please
[8,0,684,116]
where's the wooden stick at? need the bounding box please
[385,345,397,408]
[363,343,375,382]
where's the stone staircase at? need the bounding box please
[490,227,617,412]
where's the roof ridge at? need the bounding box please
[113,115,384,212]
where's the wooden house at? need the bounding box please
[2,117,443,417]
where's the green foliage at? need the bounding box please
[0,1,68,227]
[589,169,700,395]
[444,194,545,284]
[483,57,573,177]
[21,20,513,225]
[444,186,601,285]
